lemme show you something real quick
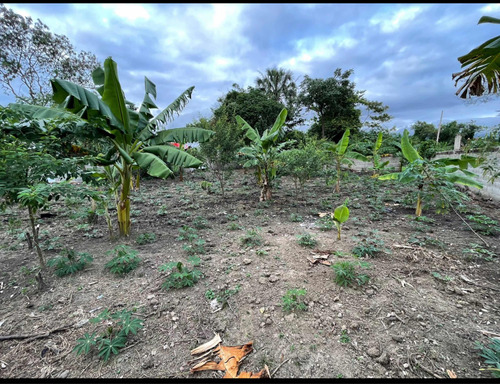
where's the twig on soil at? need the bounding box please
[271,358,290,377]
[0,324,72,342]
[120,341,141,353]
[479,330,500,338]
[412,355,443,378]
[80,362,92,376]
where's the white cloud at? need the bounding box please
[370,5,425,33]
[101,3,150,22]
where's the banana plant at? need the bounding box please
[369,132,390,176]
[322,129,367,192]
[9,57,213,236]
[379,129,483,217]
[320,198,350,240]
[237,108,292,201]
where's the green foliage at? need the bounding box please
[352,235,388,258]
[207,284,241,308]
[411,121,436,142]
[192,215,209,229]
[182,239,206,256]
[278,138,326,195]
[227,222,243,231]
[289,213,303,222]
[159,256,202,290]
[282,288,308,312]
[240,228,263,248]
[177,225,199,242]
[379,129,483,217]
[466,214,500,236]
[475,338,500,378]
[74,308,143,361]
[136,232,156,245]
[431,271,453,283]
[331,260,371,287]
[462,243,497,261]
[47,248,93,277]
[105,245,141,275]
[237,108,293,201]
[340,330,351,344]
[296,232,317,248]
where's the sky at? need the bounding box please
[2,3,500,134]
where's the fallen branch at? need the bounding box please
[271,358,290,377]
[0,324,72,342]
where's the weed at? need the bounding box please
[297,232,317,248]
[256,249,268,256]
[331,260,371,287]
[208,285,241,308]
[240,228,263,248]
[73,308,143,361]
[466,214,500,236]
[157,206,168,216]
[282,288,308,312]
[475,338,500,378]
[105,245,141,275]
[316,215,335,231]
[136,232,156,245]
[340,330,350,344]
[183,239,206,255]
[352,235,389,258]
[47,248,93,277]
[431,271,453,283]
[40,236,63,251]
[159,256,203,290]
[227,222,243,231]
[227,214,239,221]
[254,208,264,216]
[177,226,198,242]
[462,244,497,261]
[290,213,303,222]
[192,215,209,229]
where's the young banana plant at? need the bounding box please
[319,198,350,240]
[379,129,483,217]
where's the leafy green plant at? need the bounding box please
[352,235,389,258]
[475,338,500,378]
[47,248,93,277]
[227,222,242,231]
[466,214,500,236]
[340,330,351,344]
[207,285,241,308]
[282,288,308,312]
[256,249,268,256]
[240,228,263,248]
[136,232,156,245]
[105,245,141,275]
[379,129,482,217]
[192,215,209,229]
[331,260,371,287]
[296,232,317,248]
[431,271,454,283]
[462,243,497,261]
[237,108,293,201]
[159,256,202,290]
[289,213,303,222]
[177,225,198,242]
[182,239,206,256]
[319,198,350,240]
[73,308,143,361]
[316,215,335,231]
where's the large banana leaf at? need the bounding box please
[101,58,131,138]
[378,172,399,181]
[141,145,202,168]
[445,173,483,189]
[144,87,194,132]
[336,129,350,156]
[236,115,260,143]
[148,127,214,146]
[401,129,421,163]
[8,103,77,121]
[453,16,500,98]
[374,132,383,152]
[433,155,482,169]
[132,152,173,178]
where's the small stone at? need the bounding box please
[58,370,69,378]
[285,313,295,322]
[367,347,381,358]
[337,313,343,318]
[147,294,155,300]
[365,289,375,296]
[333,296,340,302]
[269,275,279,283]
[150,298,159,306]
[375,351,390,365]
[258,277,267,285]
[391,334,404,343]
[265,318,273,325]
[243,259,252,265]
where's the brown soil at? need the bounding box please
[0,168,499,379]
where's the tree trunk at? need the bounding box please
[415,186,423,217]
[28,206,45,270]
[117,165,132,237]
[335,161,341,193]
[179,167,184,182]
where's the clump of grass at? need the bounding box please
[240,228,263,248]
[296,232,317,248]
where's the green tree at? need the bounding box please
[299,68,362,142]
[255,67,304,130]
[411,121,437,142]
[11,57,210,237]
[198,107,243,198]
[215,84,286,137]
[237,108,292,201]
[452,16,500,99]
[0,4,100,105]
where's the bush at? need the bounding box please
[105,245,141,275]
[47,248,93,277]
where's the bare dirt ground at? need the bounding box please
[0,168,499,379]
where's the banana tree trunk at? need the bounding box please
[335,160,341,193]
[118,165,132,237]
[260,172,272,201]
[415,185,423,217]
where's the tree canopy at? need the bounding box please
[0,4,100,105]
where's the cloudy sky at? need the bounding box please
[2,3,500,133]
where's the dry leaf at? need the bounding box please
[191,333,222,355]
[447,369,457,378]
[190,341,268,378]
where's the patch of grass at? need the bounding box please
[290,212,303,222]
[282,288,308,312]
[296,232,317,248]
[240,228,263,248]
[192,215,209,229]
[340,330,350,344]
[227,222,242,231]
[136,232,156,245]
[331,260,371,287]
